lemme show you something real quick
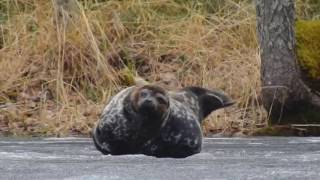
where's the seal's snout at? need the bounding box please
[140,98,157,112]
[143,98,154,105]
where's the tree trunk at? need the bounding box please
[256,0,320,125]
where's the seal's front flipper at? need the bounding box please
[92,125,111,155]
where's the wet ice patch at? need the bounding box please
[288,137,320,144]
[0,151,98,161]
[296,153,320,162]
[248,142,264,145]
[0,138,91,145]
[188,152,216,160]
[307,138,320,143]
[44,137,90,141]
[264,151,285,158]
[63,175,121,180]
[0,151,61,160]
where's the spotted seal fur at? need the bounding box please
[92,85,234,158]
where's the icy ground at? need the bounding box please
[1,137,320,180]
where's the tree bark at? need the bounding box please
[256,0,320,124]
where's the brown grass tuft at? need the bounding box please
[0,0,317,136]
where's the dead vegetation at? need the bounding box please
[0,0,317,137]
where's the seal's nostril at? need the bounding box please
[140,99,157,110]
[144,99,153,104]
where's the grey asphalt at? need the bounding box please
[0,137,320,180]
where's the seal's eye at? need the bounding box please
[140,90,149,98]
[156,94,167,105]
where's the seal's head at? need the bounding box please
[130,85,170,119]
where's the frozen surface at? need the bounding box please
[1,137,320,180]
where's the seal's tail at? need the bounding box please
[184,86,235,119]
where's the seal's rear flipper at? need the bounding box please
[201,90,235,119]
[207,90,235,108]
[184,86,235,119]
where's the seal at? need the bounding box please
[92,85,234,158]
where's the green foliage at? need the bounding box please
[118,68,136,86]
[0,1,8,24]
[0,0,35,22]
[296,20,320,79]
[84,85,103,102]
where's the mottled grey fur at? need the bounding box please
[93,85,234,158]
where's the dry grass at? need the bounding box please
[0,0,317,137]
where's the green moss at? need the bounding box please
[118,68,136,86]
[296,20,320,79]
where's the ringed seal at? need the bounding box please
[93,85,234,158]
